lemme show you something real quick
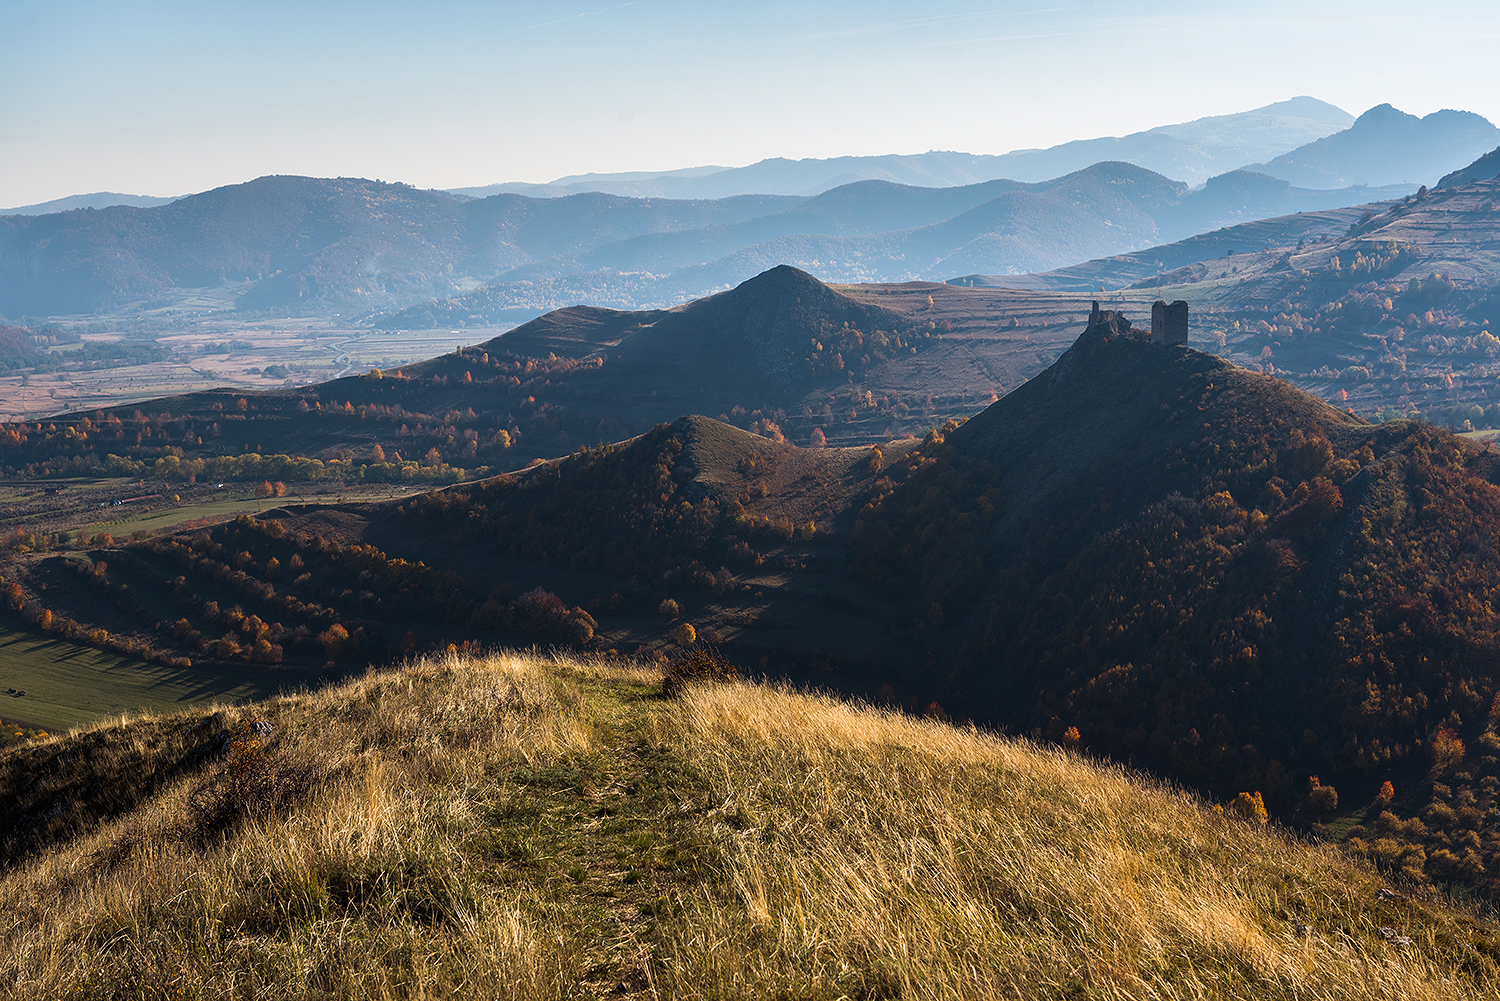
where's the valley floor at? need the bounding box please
[3,651,1499,999]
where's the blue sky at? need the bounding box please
[3,0,1498,204]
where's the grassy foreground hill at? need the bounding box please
[5,648,1500,1000]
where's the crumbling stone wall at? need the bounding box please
[1151,300,1189,345]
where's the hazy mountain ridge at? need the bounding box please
[1250,104,1500,188]
[453,96,1354,197]
[0,177,802,317]
[0,192,181,216]
[382,163,1413,329]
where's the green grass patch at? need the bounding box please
[0,621,285,732]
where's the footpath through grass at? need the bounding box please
[473,666,723,996]
[5,652,1500,1000]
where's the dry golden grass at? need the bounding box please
[0,651,594,1000]
[649,681,1500,1000]
[2,651,1498,1000]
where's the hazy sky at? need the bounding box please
[3,0,1499,205]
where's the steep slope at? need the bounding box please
[849,313,1500,875]
[7,651,1499,999]
[958,176,1500,422]
[1254,104,1500,188]
[18,306,1500,900]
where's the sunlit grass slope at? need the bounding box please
[3,651,1499,999]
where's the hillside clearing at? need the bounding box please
[2,651,1498,999]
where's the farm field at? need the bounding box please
[0,622,287,732]
[0,313,517,421]
[0,477,421,541]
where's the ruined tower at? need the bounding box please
[1151,300,1189,345]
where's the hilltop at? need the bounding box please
[4,649,1499,999]
[0,266,1106,482]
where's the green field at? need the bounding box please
[0,623,295,733]
[85,485,416,537]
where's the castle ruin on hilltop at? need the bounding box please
[1088,299,1190,345]
[1151,299,1189,345]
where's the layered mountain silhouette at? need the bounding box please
[453,97,1354,196]
[3,160,1414,321]
[0,191,181,216]
[0,177,797,317]
[1250,104,1500,188]
[380,164,1412,329]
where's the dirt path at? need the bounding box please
[476,672,720,998]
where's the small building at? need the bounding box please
[1151,300,1189,345]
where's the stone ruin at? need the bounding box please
[1151,299,1189,345]
[1088,300,1190,346]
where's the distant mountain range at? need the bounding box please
[0,191,180,216]
[380,166,1412,328]
[6,100,1495,323]
[1245,104,1500,188]
[455,97,1354,198]
[0,163,1412,321]
[459,100,1496,202]
[0,180,799,317]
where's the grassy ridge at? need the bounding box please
[2,651,1499,999]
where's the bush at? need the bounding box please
[1308,776,1339,813]
[186,720,321,837]
[660,648,738,699]
[1229,791,1269,824]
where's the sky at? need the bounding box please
[3,0,1499,206]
